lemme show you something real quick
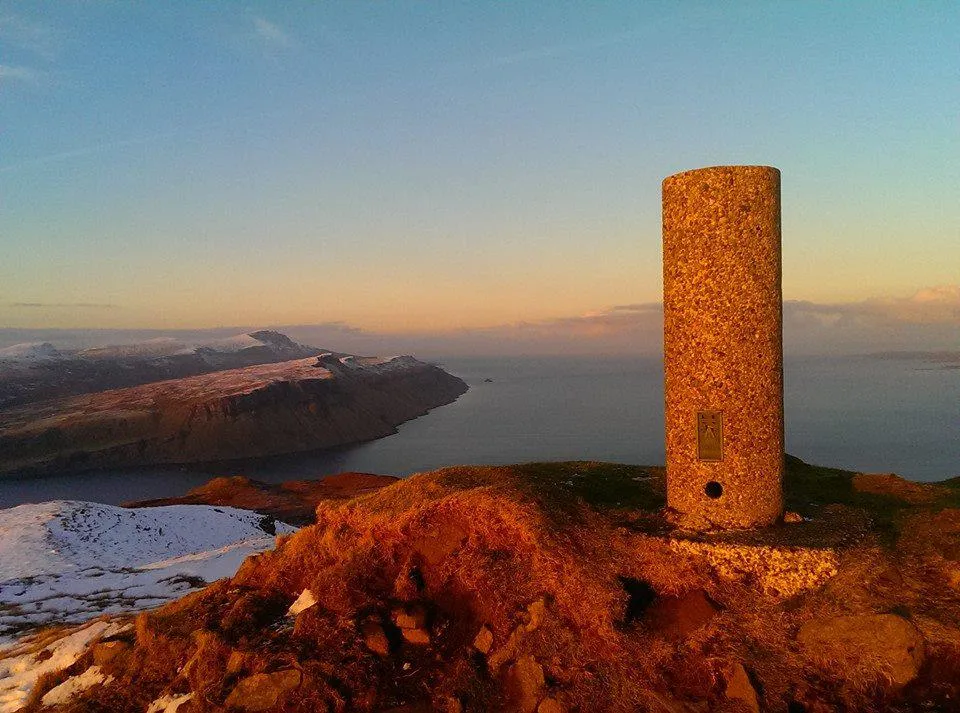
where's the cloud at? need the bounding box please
[442,287,960,355]
[252,16,294,50]
[0,64,40,84]
[287,289,960,356]
[3,289,955,357]
[786,285,960,328]
[0,13,59,60]
[0,130,183,174]
[469,29,642,72]
[10,302,117,309]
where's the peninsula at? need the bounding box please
[0,351,468,476]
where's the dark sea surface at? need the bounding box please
[0,355,956,508]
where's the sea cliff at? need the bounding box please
[0,354,468,476]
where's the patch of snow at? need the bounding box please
[0,619,128,713]
[40,665,112,707]
[78,338,188,359]
[330,354,421,374]
[146,692,194,713]
[337,355,360,369]
[359,355,421,373]
[0,342,63,361]
[0,501,295,642]
[287,589,317,617]
[196,333,266,353]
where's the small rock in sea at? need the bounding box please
[783,511,804,524]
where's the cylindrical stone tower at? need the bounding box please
[662,165,784,529]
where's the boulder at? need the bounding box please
[286,588,317,617]
[504,655,546,713]
[401,627,431,645]
[393,604,428,630]
[473,625,494,654]
[722,662,760,713]
[537,697,567,713]
[646,589,717,641]
[411,521,469,566]
[797,613,925,688]
[361,621,390,656]
[224,669,302,711]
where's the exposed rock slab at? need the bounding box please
[797,613,925,688]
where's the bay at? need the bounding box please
[0,355,956,508]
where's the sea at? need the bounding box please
[0,355,956,509]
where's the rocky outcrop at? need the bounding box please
[797,613,926,688]
[223,669,303,711]
[126,472,400,525]
[0,354,467,475]
[6,459,960,712]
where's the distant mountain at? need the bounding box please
[77,337,190,359]
[0,354,468,476]
[0,342,65,361]
[866,350,960,370]
[0,330,324,409]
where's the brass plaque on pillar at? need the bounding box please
[696,411,723,461]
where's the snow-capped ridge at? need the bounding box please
[80,331,317,359]
[79,338,188,359]
[0,342,64,361]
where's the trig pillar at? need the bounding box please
[662,165,784,529]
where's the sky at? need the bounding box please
[1,2,957,354]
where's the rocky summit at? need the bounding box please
[7,456,960,712]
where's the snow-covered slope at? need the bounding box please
[77,337,188,359]
[79,330,317,361]
[0,619,130,713]
[0,501,295,643]
[0,342,63,361]
[0,329,326,410]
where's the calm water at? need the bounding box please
[0,355,956,508]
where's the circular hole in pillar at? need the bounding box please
[704,481,723,499]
